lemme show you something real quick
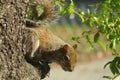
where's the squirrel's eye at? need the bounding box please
[63,56,69,61]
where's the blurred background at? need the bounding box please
[45,0,113,80]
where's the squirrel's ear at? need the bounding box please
[73,44,77,49]
[63,44,69,51]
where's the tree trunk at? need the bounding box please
[0,0,41,80]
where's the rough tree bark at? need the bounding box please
[0,0,41,80]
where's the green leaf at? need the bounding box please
[26,7,33,18]
[104,61,111,69]
[110,59,120,75]
[59,8,67,16]
[97,40,106,51]
[110,61,115,75]
[87,9,90,15]
[113,39,116,50]
[55,1,60,6]
[112,52,119,57]
[55,0,66,16]
[82,31,91,36]
[94,32,100,42]
[103,76,112,79]
[82,31,95,49]
[110,39,116,50]
[68,0,75,14]
[72,36,80,43]
[78,12,85,22]
[36,5,44,17]
[86,35,94,49]
[115,57,120,69]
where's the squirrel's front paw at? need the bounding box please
[39,61,50,79]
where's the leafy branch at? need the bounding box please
[56,0,120,79]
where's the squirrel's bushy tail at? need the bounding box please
[39,0,58,23]
[26,0,59,27]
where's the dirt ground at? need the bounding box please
[44,57,113,80]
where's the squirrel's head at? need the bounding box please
[57,44,77,72]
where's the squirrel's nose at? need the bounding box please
[69,69,73,72]
[68,68,73,72]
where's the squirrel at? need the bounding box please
[25,0,77,79]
